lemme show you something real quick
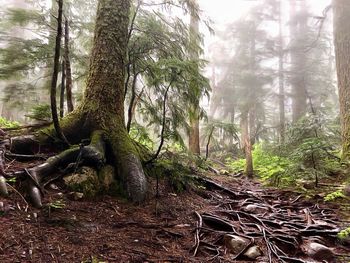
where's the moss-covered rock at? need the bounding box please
[64,167,101,197]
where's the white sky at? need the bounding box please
[198,0,332,56]
[199,0,331,25]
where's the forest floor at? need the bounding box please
[0,162,350,263]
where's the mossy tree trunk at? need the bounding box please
[42,0,147,202]
[333,0,350,161]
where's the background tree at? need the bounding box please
[188,0,201,155]
[289,0,308,123]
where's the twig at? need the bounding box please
[193,211,203,256]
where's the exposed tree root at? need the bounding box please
[1,0,149,207]
[1,131,106,207]
[1,122,148,207]
[191,177,347,262]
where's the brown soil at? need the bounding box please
[0,172,349,263]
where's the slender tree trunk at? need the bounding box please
[248,21,257,148]
[278,0,285,143]
[333,0,350,160]
[188,0,200,155]
[50,0,68,145]
[206,126,214,160]
[127,69,139,132]
[146,83,172,164]
[228,108,235,147]
[41,0,58,101]
[60,61,66,118]
[131,88,144,122]
[290,0,307,123]
[249,106,256,145]
[64,18,74,113]
[241,111,253,178]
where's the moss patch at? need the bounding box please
[64,167,101,197]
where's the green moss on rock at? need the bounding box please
[64,166,101,197]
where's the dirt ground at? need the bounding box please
[0,173,349,263]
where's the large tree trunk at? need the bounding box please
[188,0,201,155]
[36,0,147,202]
[333,0,350,160]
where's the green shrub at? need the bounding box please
[227,143,292,186]
[324,190,346,202]
[0,117,19,128]
[27,104,51,121]
[129,123,154,150]
[226,115,342,187]
[338,227,350,240]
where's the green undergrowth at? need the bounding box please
[0,116,20,128]
[226,142,343,188]
[338,227,350,240]
[27,104,51,121]
[146,151,207,193]
[226,143,293,186]
[130,124,154,150]
[324,190,346,202]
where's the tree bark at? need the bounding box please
[333,0,350,160]
[64,18,74,113]
[34,0,146,203]
[50,0,69,145]
[77,0,146,202]
[188,0,201,155]
[2,0,149,207]
[205,126,215,160]
[60,60,66,118]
